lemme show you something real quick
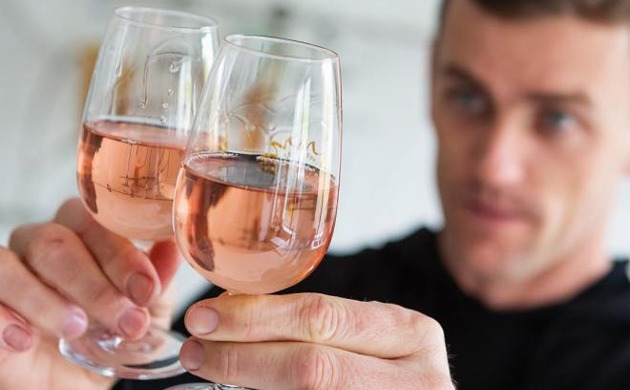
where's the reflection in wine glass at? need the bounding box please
[173,35,342,390]
[58,6,219,380]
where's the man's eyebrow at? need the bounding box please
[440,64,593,108]
[523,92,592,107]
[440,64,482,85]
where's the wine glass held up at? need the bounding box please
[172,34,342,390]
[59,6,219,380]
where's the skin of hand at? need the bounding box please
[180,293,455,390]
[0,198,181,389]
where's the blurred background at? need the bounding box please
[2,0,630,313]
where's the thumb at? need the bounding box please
[149,238,182,290]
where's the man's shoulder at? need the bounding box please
[182,226,441,317]
[320,226,439,278]
[289,226,439,299]
[564,259,630,323]
[518,260,630,390]
[326,226,437,263]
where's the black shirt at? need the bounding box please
[117,228,630,389]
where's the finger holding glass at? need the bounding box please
[173,34,342,389]
[59,6,219,380]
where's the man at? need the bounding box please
[2,0,630,388]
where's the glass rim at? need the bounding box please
[224,34,340,63]
[113,6,219,33]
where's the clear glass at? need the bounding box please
[172,34,342,390]
[163,384,238,390]
[59,6,219,380]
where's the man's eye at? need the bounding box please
[447,87,487,115]
[539,109,577,133]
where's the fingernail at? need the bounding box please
[62,309,88,339]
[118,308,147,338]
[3,325,32,351]
[127,273,154,305]
[180,340,204,371]
[187,306,219,335]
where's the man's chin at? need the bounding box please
[442,218,533,268]
[448,236,530,281]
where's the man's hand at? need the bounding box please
[0,198,181,389]
[181,293,454,390]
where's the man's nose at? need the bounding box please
[473,123,526,187]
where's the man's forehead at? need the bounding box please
[437,0,630,97]
[440,0,630,31]
[441,0,630,46]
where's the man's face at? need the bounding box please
[432,0,630,282]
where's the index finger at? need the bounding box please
[184,293,445,359]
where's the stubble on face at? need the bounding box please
[432,0,630,306]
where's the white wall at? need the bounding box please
[0,0,443,242]
[2,0,630,314]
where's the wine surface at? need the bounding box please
[174,152,338,294]
[78,120,185,241]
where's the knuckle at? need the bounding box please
[241,299,259,340]
[24,225,73,270]
[215,343,241,384]
[382,303,445,352]
[379,302,416,330]
[292,345,340,390]
[408,309,441,335]
[421,374,456,390]
[84,282,118,309]
[421,316,446,344]
[300,294,346,343]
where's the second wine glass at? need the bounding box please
[173,34,342,389]
[59,6,219,380]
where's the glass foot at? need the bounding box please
[59,325,186,380]
[164,384,248,390]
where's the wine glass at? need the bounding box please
[172,35,342,390]
[58,6,219,380]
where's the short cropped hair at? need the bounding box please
[439,0,630,27]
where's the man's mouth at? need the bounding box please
[463,199,525,224]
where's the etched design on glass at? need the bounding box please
[217,94,329,165]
